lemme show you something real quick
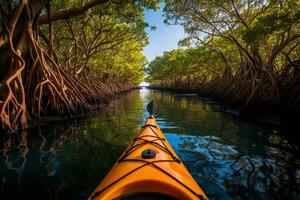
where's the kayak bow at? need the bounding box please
[89,109,208,200]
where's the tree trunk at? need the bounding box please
[0,0,89,132]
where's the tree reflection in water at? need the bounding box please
[0,89,299,200]
[0,118,91,199]
[0,91,145,199]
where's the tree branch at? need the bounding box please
[38,0,128,24]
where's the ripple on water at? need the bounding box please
[164,132,300,200]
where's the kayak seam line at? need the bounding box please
[90,163,149,200]
[120,138,178,162]
[148,126,181,163]
[118,125,181,163]
[91,159,206,200]
[151,162,207,200]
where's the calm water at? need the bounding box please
[0,89,299,200]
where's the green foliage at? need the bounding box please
[243,9,300,43]
[149,0,300,108]
[50,0,159,85]
[147,46,224,88]
[90,40,147,84]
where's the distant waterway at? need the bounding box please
[0,89,299,199]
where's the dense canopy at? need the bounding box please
[148,0,300,113]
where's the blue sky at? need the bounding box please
[143,4,186,62]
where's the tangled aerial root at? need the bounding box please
[150,60,300,114]
[0,1,132,132]
[0,1,89,132]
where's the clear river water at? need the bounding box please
[0,89,299,200]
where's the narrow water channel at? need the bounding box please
[0,89,299,200]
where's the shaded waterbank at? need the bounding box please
[0,89,299,199]
[146,86,299,129]
[0,84,136,133]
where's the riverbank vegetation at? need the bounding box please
[0,0,158,132]
[147,0,300,116]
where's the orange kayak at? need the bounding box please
[89,113,208,200]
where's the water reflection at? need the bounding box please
[0,118,92,199]
[0,89,299,200]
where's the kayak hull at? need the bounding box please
[89,116,208,200]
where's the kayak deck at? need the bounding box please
[117,192,178,200]
[89,115,208,200]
